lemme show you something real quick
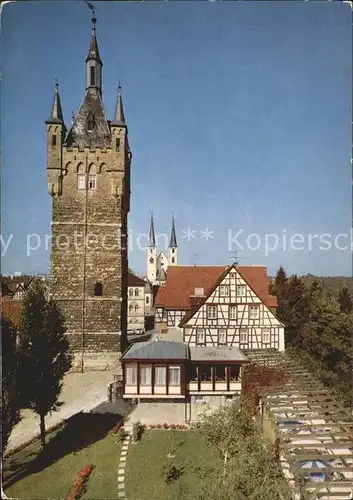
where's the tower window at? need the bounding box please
[51,135,57,148]
[94,282,103,296]
[116,138,120,150]
[149,257,154,264]
[88,174,96,190]
[77,174,86,190]
[172,248,175,254]
[171,257,175,264]
[90,66,95,86]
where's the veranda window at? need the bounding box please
[126,365,137,385]
[214,364,226,382]
[168,366,180,386]
[229,365,240,381]
[155,366,166,386]
[200,365,212,382]
[189,365,198,382]
[140,366,152,386]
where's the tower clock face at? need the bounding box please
[149,257,154,264]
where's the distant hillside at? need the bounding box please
[301,274,353,298]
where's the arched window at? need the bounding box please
[129,304,133,313]
[94,282,103,296]
[134,288,139,296]
[146,296,150,304]
[172,248,175,254]
[134,304,139,312]
[129,288,133,296]
[171,257,175,264]
[149,257,154,264]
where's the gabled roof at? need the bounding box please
[179,265,278,326]
[155,265,278,312]
[122,339,187,360]
[64,88,111,149]
[128,271,145,287]
[157,268,167,281]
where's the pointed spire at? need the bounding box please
[149,213,156,247]
[46,81,66,128]
[86,14,102,64]
[169,213,178,248]
[111,84,126,126]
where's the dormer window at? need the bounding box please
[87,113,95,132]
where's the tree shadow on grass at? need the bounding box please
[3,412,121,490]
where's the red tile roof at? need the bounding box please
[1,298,22,327]
[155,265,277,311]
[127,271,146,287]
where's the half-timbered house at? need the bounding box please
[121,264,284,421]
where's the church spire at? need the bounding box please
[169,214,178,248]
[149,213,156,247]
[46,81,65,126]
[111,85,126,126]
[86,14,102,93]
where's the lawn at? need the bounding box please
[125,429,221,500]
[3,413,121,500]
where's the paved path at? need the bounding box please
[7,371,114,452]
[117,426,132,499]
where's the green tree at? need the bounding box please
[194,402,292,500]
[19,281,72,448]
[1,317,21,454]
[338,285,353,314]
[277,275,310,344]
[270,266,287,298]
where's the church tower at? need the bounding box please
[46,15,131,371]
[147,213,157,283]
[168,214,178,266]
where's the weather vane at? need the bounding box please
[84,1,100,17]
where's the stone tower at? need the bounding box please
[46,15,131,371]
[147,213,157,283]
[168,214,178,266]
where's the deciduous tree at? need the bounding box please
[19,281,72,448]
[1,316,21,453]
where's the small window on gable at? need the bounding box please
[51,135,57,148]
[87,113,95,132]
[196,328,205,345]
[94,282,103,296]
[220,285,229,297]
[90,66,95,86]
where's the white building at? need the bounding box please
[146,214,178,285]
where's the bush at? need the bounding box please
[117,427,125,442]
[163,464,183,484]
[132,421,144,442]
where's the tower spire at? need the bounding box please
[169,213,178,248]
[111,84,126,125]
[149,213,156,247]
[86,12,102,93]
[46,81,66,131]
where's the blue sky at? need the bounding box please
[1,0,352,277]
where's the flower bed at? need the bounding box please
[145,423,188,430]
[66,463,95,500]
[4,420,67,458]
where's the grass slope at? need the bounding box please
[3,413,121,500]
[125,430,220,500]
